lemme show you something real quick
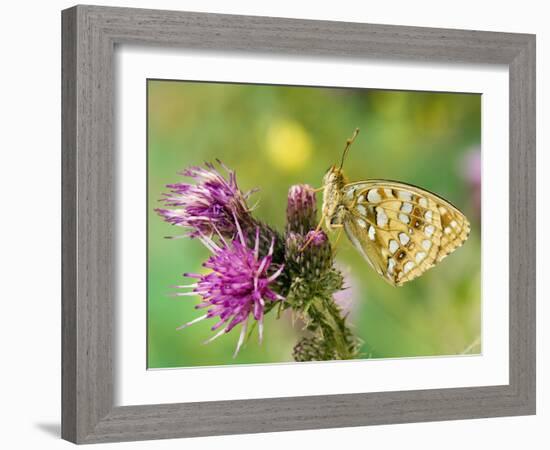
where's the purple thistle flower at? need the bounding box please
[156,161,255,238]
[174,220,285,357]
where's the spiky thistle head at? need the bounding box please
[174,221,285,357]
[156,160,255,238]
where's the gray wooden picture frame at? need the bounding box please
[61,4,536,444]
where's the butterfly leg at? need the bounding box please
[299,214,325,252]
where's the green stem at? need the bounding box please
[309,296,355,360]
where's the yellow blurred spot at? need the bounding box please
[266,120,312,171]
[370,92,408,119]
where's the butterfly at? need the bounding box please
[315,128,470,287]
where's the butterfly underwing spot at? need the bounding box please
[387,258,396,274]
[376,207,388,227]
[424,225,435,237]
[401,202,413,213]
[367,189,382,203]
[368,225,376,240]
[399,232,410,245]
[416,252,426,263]
[399,213,410,224]
[403,261,415,274]
[398,191,413,201]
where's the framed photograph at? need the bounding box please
[62,5,536,444]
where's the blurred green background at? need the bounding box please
[147,79,481,369]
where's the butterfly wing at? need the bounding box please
[342,180,470,286]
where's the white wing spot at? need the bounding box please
[444,226,452,234]
[345,188,355,199]
[424,210,433,222]
[399,213,410,224]
[401,202,413,213]
[416,252,426,263]
[422,239,432,250]
[387,258,396,274]
[358,194,365,203]
[357,204,367,215]
[383,188,393,197]
[389,240,399,254]
[376,207,388,227]
[404,261,415,274]
[367,189,382,203]
[419,197,428,208]
[425,225,435,237]
[398,191,412,201]
[368,225,376,240]
[357,218,367,228]
[451,220,458,228]
[398,232,410,245]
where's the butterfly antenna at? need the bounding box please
[339,128,360,170]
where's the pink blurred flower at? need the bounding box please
[333,264,360,318]
[462,147,481,215]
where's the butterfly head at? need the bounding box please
[321,129,359,230]
[323,165,346,187]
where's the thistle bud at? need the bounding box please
[285,230,333,277]
[286,184,317,234]
[293,336,336,362]
[304,230,332,274]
